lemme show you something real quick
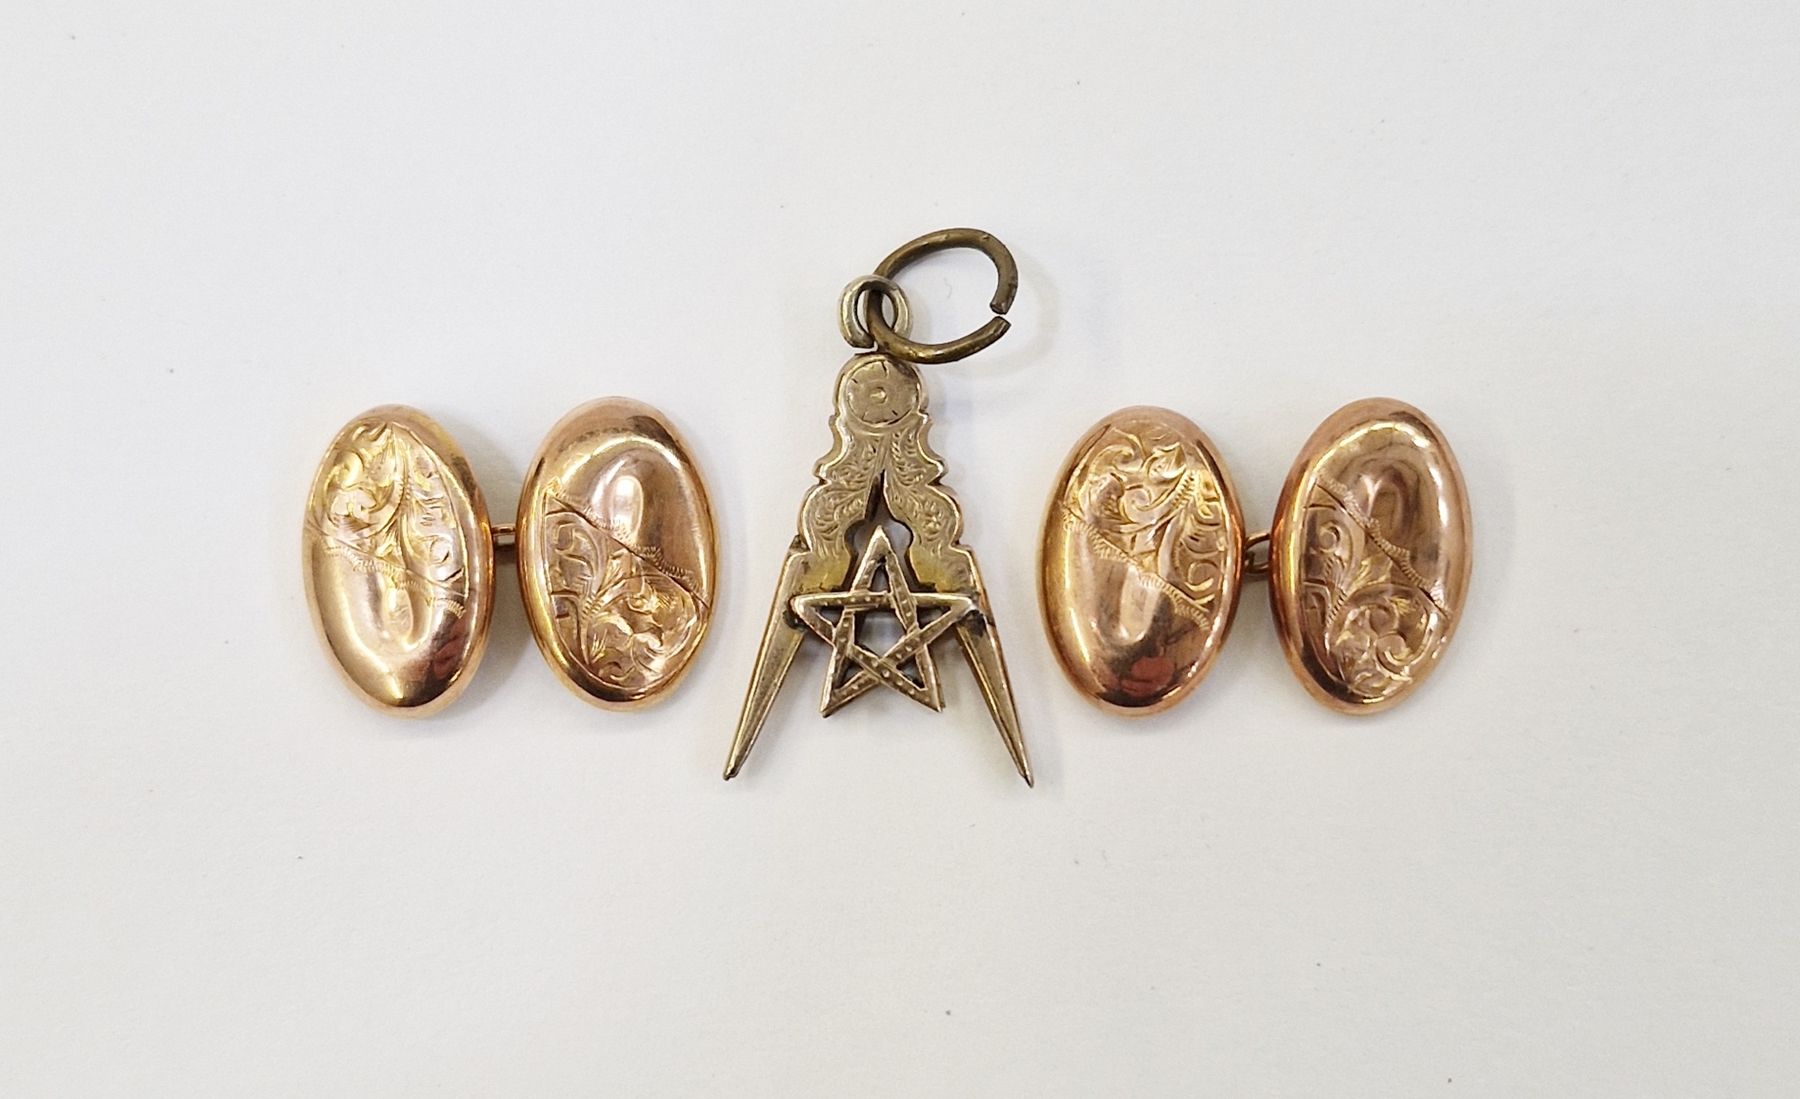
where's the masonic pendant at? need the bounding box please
[724,229,1032,785]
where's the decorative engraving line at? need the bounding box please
[538,484,703,691]
[1058,426,1230,630]
[1057,504,1218,622]
[1315,475,1450,615]
[313,534,467,615]
[309,421,471,636]
[1300,469,1451,700]
[544,487,709,608]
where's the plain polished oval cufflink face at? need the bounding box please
[1039,397,1472,715]
[303,405,496,716]
[304,399,715,715]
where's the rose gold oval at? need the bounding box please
[517,398,716,708]
[1269,398,1472,713]
[1039,406,1245,714]
[302,406,494,715]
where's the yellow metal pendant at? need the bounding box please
[725,229,1032,784]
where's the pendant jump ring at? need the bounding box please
[866,228,1019,365]
[838,275,913,350]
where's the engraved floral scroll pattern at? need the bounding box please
[794,355,979,597]
[309,422,468,643]
[539,485,705,693]
[1059,426,1230,628]
[1300,474,1453,701]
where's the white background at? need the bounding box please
[2,2,1796,1095]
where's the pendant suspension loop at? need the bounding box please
[865,228,1018,365]
[838,275,913,350]
[1244,530,1271,580]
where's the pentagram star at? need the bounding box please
[790,527,975,716]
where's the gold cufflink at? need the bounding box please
[303,399,716,715]
[1040,399,1472,715]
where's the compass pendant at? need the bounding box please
[724,229,1033,785]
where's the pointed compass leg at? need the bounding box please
[725,549,812,780]
[954,615,1033,787]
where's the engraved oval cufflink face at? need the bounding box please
[1269,398,1472,713]
[1040,397,1472,717]
[517,398,717,708]
[303,405,495,715]
[1039,406,1246,714]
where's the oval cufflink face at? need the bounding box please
[1270,398,1472,713]
[1040,407,1246,714]
[303,406,494,715]
[517,398,716,708]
